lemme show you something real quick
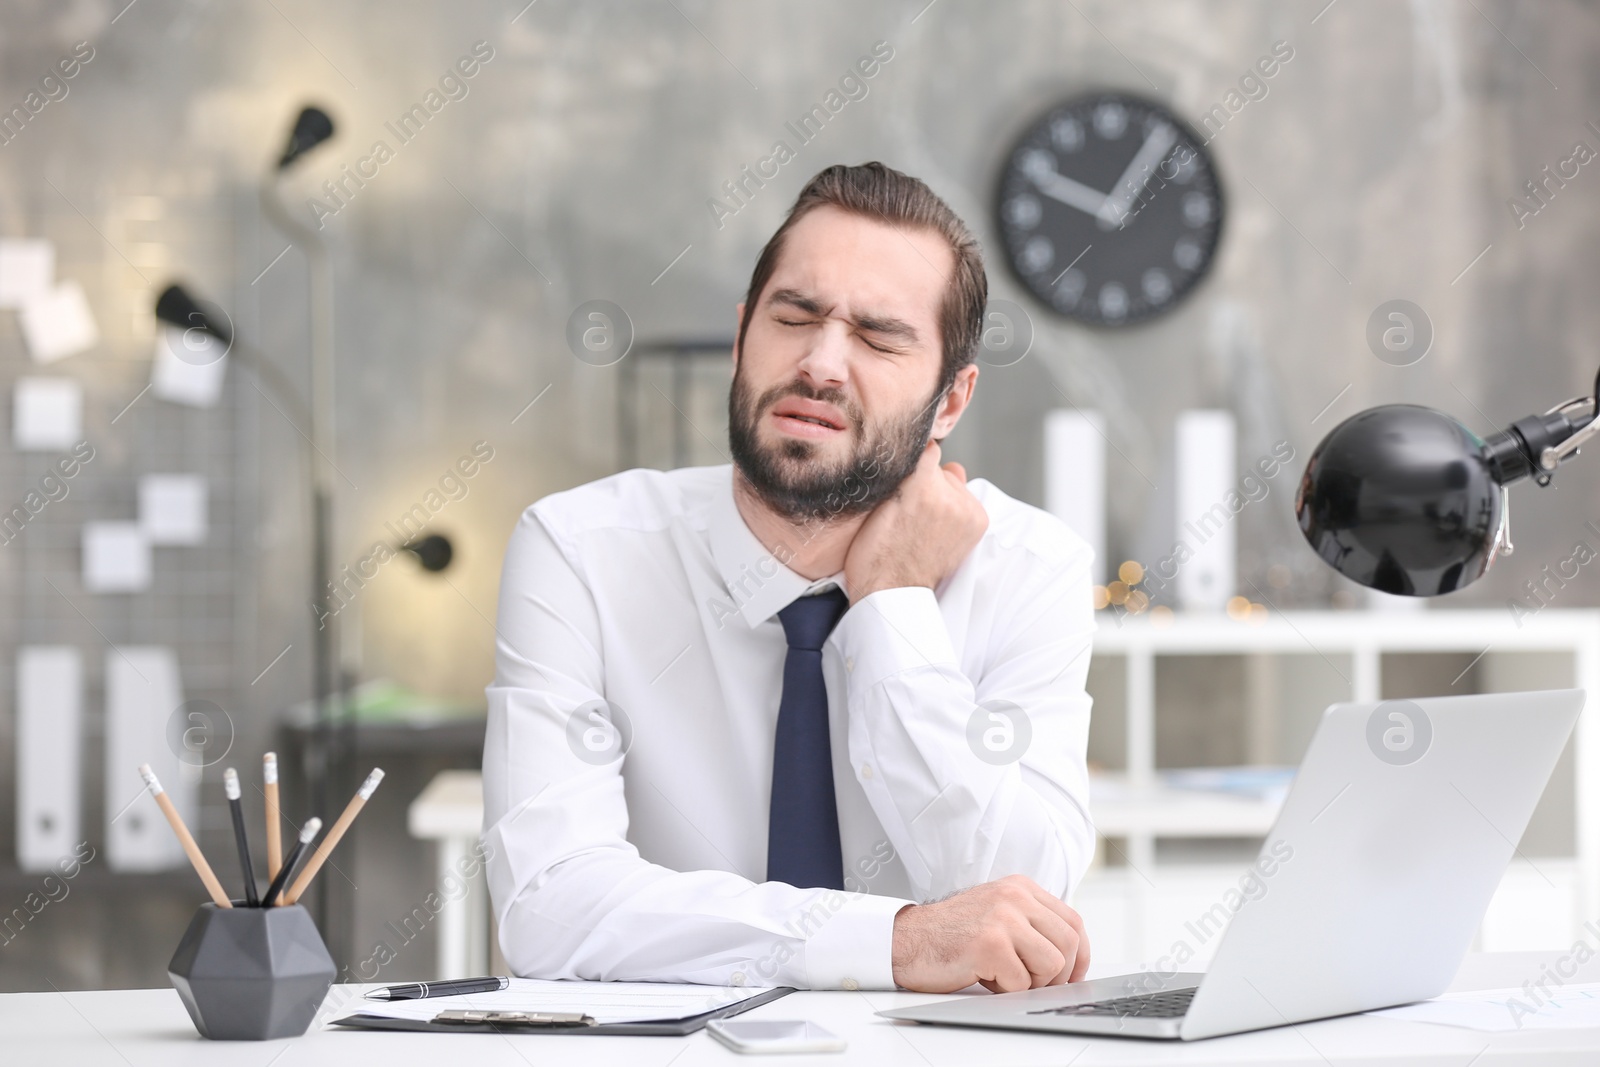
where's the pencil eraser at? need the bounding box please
[263,752,278,784]
[138,763,163,794]
[358,767,385,799]
[223,767,241,800]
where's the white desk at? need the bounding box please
[9,954,1599,1065]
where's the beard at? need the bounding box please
[727,365,941,525]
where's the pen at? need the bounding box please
[222,768,259,907]
[139,764,231,908]
[283,768,383,906]
[263,752,282,881]
[262,817,321,908]
[365,976,511,1001]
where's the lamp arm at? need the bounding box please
[1536,394,1599,473]
[258,174,325,257]
[258,165,341,820]
[1482,367,1599,488]
[258,172,336,499]
[230,340,311,432]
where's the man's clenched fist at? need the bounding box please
[891,874,1090,993]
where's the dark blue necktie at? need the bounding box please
[766,587,850,889]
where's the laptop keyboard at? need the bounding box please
[1029,987,1196,1019]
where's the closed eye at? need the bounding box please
[777,315,896,353]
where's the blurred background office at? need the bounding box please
[2,0,1598,992]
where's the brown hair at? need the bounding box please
[737,161,987,394]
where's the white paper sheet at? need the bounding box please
[83,522,152,592]
[139,474,207,545]
[0,239,55,309]
[1367,983,1600,1032]
[151,324,227,407]
[13,377,82,450]
[19,280,98,363]
[342,979,778,1027]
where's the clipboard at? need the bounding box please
[330,985,795,1036]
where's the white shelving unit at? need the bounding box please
[1079,608,1600,966]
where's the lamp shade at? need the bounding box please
[155,284,231,345]
[1294,405,1501,596]
[277,107,335,170]
[402,534,452,573]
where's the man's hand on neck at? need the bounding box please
[732,439,988,603]
[842,439,987,605]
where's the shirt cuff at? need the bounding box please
[801,891,914,990]
[834,586,959,689]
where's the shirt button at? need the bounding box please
[845,657,854,673]
[861,764,873,780]
[841,977,860,991]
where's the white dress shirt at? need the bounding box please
[482,463,1096,990]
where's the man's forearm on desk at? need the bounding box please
[486,844,914,989]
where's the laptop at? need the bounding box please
[879,688,1585,1041]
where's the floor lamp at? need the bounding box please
[162,107,469,959]
[255,106,345,942]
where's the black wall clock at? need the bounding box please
[996,92,1224,327]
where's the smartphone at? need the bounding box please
[705,1018,847,1054]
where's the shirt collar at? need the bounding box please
[709,467,848,628]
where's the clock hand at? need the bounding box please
[1021,155,1112,218]
[1098,123,1179,228]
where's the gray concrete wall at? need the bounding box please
[1,0,1598,987]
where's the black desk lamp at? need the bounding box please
[1295,367,1600,595]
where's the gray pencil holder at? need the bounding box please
[168,901,337,1040]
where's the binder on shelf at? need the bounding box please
[1174,410,1237,613]
[105,647,193,871]
[17,647,83,871]
[1044,409,1106,584]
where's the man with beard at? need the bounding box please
[483,162,1095,994]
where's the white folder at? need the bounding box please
[1174,410,1237,612]
[104,648,194,870]
[1044,409,1106,584]
[16,647,82,871]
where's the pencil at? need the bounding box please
[262,817,321,908]
[263,752,282,881]
[139,764,231,908]
[223,768,259,907]
[282,768,383,906]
